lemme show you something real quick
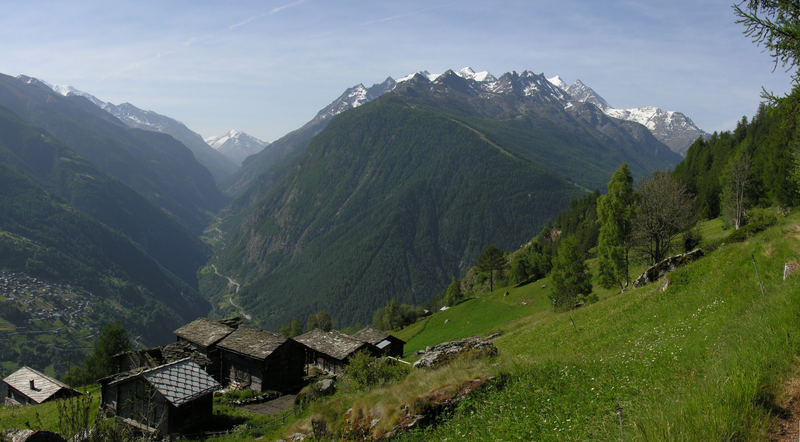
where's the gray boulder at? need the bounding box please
[413,337,497,369]
[633,248,703,288]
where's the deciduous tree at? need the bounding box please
[307,310,334,332]
[633,172,692,264]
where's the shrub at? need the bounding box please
[341,352,410,392]
[683,228,702,252]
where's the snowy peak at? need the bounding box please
[565,79,610,109]
[544,74,706,155]
[396,70,440,83]
[205,129,268,165]
[547,75,568,90]
[312,77,397,123]
[455,66,496,82]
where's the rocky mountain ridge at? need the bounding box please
[297,67,705,156]
[31,76,239,182]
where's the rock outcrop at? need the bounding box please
[784,261,799,280]
[633,249,704,288]
[413,337,498,369]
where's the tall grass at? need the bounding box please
[399,213,800,440]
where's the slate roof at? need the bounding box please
[295,329,370,361]
[216,326,289,360]
[174,318,235,348]
[351,326,404,345]
[141,359,220,407]
[3,366,78,404]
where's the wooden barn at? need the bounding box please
[173,317,239,380]
[351,326,405,357]
[295,329,379,375]
[2,366,80,406]
[216,326,306,392]
[100,358,220,436]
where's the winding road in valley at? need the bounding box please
[211,264,252,321]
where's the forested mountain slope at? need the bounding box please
[0,160,209,344]
[0,104,209,288]
[211,72,681,328]
[0,74,225,232]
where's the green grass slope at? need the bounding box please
[397,212,800,440]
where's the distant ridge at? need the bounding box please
[206,129,269,166]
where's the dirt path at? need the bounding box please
[211,264,251,320]
[243,394,297,415]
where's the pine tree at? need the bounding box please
[476,244,506,292]
[550,235,593,311]
[596,163,635,291]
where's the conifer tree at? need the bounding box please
[550,235,593,311]
[477,244,506,292]
[596,163,635,291]
[722,151,753,229]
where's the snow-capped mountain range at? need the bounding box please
[22,75,240,181]
[312,67,706,155]
[205,129,268,166]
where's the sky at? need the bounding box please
[0,0,793,142]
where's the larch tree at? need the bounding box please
[596,163,635,291]
[722,151,753,229]
[550,235,593,311]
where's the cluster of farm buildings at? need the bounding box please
[1,317,404,436]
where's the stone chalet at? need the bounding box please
[295,329,379,375]
[112,341,213,375]
[351,326,405,357]
[2,366,80,406]
[100,358,220,436]
[216,326,306,393]
[173,317,240,380]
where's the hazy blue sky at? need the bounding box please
[0,0,792,141]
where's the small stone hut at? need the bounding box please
[351,326,405,357]
[294,329,378,375]
[173,317,239,380]
[216,326,306,392]
[100,358,220,436]
[2,366,80,406]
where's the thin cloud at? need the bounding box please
[271,0,305,15]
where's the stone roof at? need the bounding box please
[351,326,404,345]
[216,326,289,360]
[143,359,220,407]
[174,318,235,348]
[295,329,370,361]
[161,341,213,367]
[108,359,220,407]
[3,366,78,404]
